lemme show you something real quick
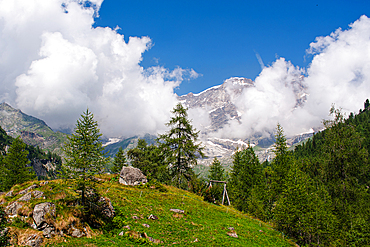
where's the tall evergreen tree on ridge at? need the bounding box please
[62,109,107,208]
[158,103,205,188]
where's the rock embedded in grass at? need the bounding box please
[97,197,115,218]
[21,233,43,247]
[227,231,238,238]
[18,191,44,202]
[170,208,184,214]
[148,214,158,220]
[19,184,39,195]
[5,190,14,197]
[5,201,23,216]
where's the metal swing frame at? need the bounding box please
[208,180,231,206]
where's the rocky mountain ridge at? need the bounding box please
[178,76,312,169]
[0,102,67,154]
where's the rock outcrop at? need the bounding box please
[18,191,44,202]
[119,166,147,186]
[5,201,23,216]
[19,184,39,195]
[21,233,43,247]
[32,202,56,238]
[98,197,115,218]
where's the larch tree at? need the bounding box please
[62,109,107,208]
[158,103,205,188]
[271,123,292,196]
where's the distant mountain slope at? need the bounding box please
[178,77,311,169]
[0,102,67,154]
[103,134,157,157]
[179,77,254,133]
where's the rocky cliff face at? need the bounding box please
[0,103,67,154]
[179,77,254,133]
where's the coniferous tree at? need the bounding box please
[272,124,291,184]
[274,163,336,246]
[208,157,225,181]
[62,109,107,208]
[365,99,370,110]
[158,103,205,188]
[0,137,36,191]
[111,147,126,174]
[321,107,369,244]
[0,126,11,156]
[229,146,262,212]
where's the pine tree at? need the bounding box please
[1,137,36,191]
[158,103,205,188]
[62,109,107,207]
[321,107,370,244]
[111,147,126,174]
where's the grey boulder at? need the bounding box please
[119,166,147,186]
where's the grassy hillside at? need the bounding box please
[1,176,296,246]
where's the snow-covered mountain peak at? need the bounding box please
[224,77,254,86]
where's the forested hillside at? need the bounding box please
[226,101,370,246]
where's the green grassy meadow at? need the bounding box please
[2,176,296,246]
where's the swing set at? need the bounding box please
[208,180,231,206]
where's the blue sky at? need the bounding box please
[94,0,370,95]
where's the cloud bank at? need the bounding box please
[215,15,370,138]
[0,0,198,137]
[1,0,370,140]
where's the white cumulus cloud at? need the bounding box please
[0,0,199,137]
[215,15,370,139]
